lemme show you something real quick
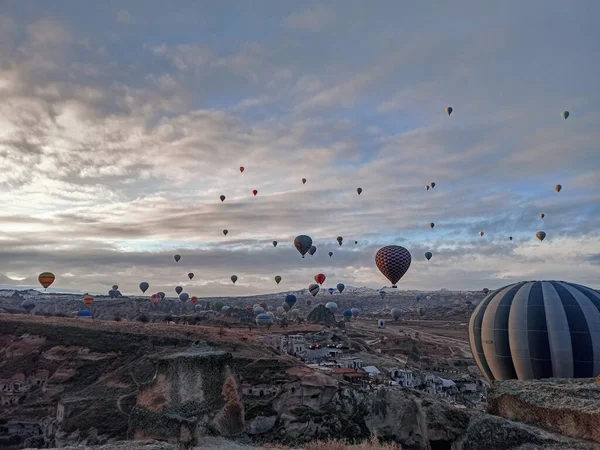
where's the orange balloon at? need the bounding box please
[38,272,55,289]
[83,295,94,306]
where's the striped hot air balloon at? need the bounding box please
[255,313,273,327]
[308,284,320,297]
[38,272,55,289]
[469,281,600,382]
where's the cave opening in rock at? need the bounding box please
[430,439,452,450]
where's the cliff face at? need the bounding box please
[486,378,600,445]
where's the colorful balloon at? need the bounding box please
[314,273,326,285]
[255,313,273,327]
[446,107,453,115]
[562,111,569,120]
[285,294,297,308]
[343,310,352,320]
[38,272,55,289]
[426,185,430,190]
[540,213,545,219]
[479,231,484,237]
[308,284,320,297]
[555,185,562,193]
[83,295,94,306]
[191,296,198,304]
[294,235,313,258]
[536,231,546,242]
[375,245,412,288]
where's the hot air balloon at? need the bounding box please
[174,254,181,263]
[112,285,119,290]
[22,299,36,313]
[158,292,165,300]
[188,273,194,280]
[562,111,569,120]
[446,107,453,115]
[306,299,312,306]
[351,308,360,318]
[337,283,345,293]
[259,301,267,308]
[379,290,386,299]
[429,223,435,229]
[336,236,343,246]
[328,288,334,295]
[223,229,228,236]
[276,306,285,314]
[253,306,265,315]
[275,275,282,285]
[38,272,55,289]
[308,284,320,297]
[469,280,600,381]
[375,245,412,288]
[139,282,149,293]
[378,319,386,329]
[285,294,297,308]
[240,166,245,173]
[509,237,513,241]
[555,185,562,193]
[231,275,238,284]
[221,305,230,313]
[175,286,183,295]
[354,241,358,245]
[540,213,545,219]
[282,302,290,312]
[426,185,430,190]
[430,182,436,189]
[294,235,313,258]
[425,252,432,260]
[314,273,326,285]
[220,195,226,202]
[179,292,189,302]
[309,245,317,256]
[415,294,423,302]
[343,310,352,320]
[83,295,94,306]
[108,289,117,298]
[479,231,484,237]
[325,302,338,311]
[391,308,402,321]
[191,296,198,304]
[245,306,253,312]
[356,187,362,195]
[253,189,258,196]
[77,310,93,319]
[329,251,333,257]
[536,231,546,242]
[482,288,490,295]
[255,313,273,327]
[273,241,278,247]
[302,178,307,184]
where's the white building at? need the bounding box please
[386,368,417,388]
[338,357,364,370]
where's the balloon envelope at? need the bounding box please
[215,301,224,311]
[188,273,194,280]
[562,111,569,119]
[391,308,402,321]
[308,284,320,297]
[255,313,273,327]
[179,292,189,302]
[175,286,183,294]
[308,245,317,256]
[231,275,238,284]
[273,240,278,247]
[314,273,326,285]
[294,235,313,258]
[325,302,338,311]
[275,275,282,284]
[425,252,432,260]
[446,106,453,115]
[174,254,181,262]
[555,184,562,193]
[220,195,225,202]
[536,231,546,242]
[285,294,297,307]
[328,288,334,295]
[38,272,55,289]
[22,299,36,313]
[375,245,412,287]
[356,187,362,195]
[139,282,149,293]
[337,283,345,293]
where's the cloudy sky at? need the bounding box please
[0,1,599,297]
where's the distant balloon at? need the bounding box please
[285,294,297,308]
[276,306,285,314]
[417,307,424,317]
[314,273,326,285]
[343,310,352,320]
[306,299,312,306]
[415,294,423,302]
[275,275,282,285]
[379,290,386,299]
[540,213,545,219]
[112,285,119,290]
[240,166,245,173]
[139,282,149,293]
[351,308,360,318]
[562,111,569,120]
[273,240,278,247]
[446,107,453,115]
[309,245,317,256]
[174,254,181,263]
[482,288,490,295]
[391,308,402,321]
[294,235,313,258]
[308,284,320,297]
[220,195,226,202]
[255,313,273,327]
[325,302,338,311]
[336,236,343,246]
[354,241,358,245]
[253,306,265,315]
[175,286,183,294]
[179,292,189,302]
[77,310,93,319]
[509,237,513,241]
[231,275,238,284]
[158,292,165,300]
[22,299,36,313]
[38,272,55,289]
[555,184,562,193]
[109,290,117,298]
[426,185,430,191]
[221,305,230,313]
[479,231,484,237]
[190,296,198,304]
[215,301,224,311]
[378,319,386,329]
[253,189,258,196]
[259,301,267,308]
[337,283,345,293]
[429,223,435,229]
[150,294,161,305]
[536,231,546,242]
[329,251,333,257]
[425,252,433,261]
[83,295,94,306]
[356,187,362,195]
[223,229,228,236]
[302,178,307,184]
[430,182,436,189]
[375,245,412,288]
[188,273,194,280]
[328,288,335,295]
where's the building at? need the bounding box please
[337,356,364,370]
[330,368,367,385]
[56,397,97,424]
[386,368,417,388]
[241,383,279,398]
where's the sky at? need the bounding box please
[0,1,599,297]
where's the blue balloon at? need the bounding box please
[328,288,335,295]
[179,292,189,302]
[337,283,345,293]
[285,294,297,307]
[139,282,149,293]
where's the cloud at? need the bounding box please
[282,7,335,32]
[115,10,134,24]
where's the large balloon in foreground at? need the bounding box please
[562,111,569,119]
[337,283,345,293]
[175,286,183,294]
[38,272,55,289]
[356,187,362,195]
[425,252,432,261]
[188,273,194,280]
[231,275,238,284]
[375,245,412,288]
[294,235,313,258]
[446,107,453,115]
[391,308,402,321]
[314,273,326,285]
[174,254,181,262]
[139,282,149,293]
[555,184,562,193]
[536,231,546,242]
[469,280,600,382]
[275,275,282,285]
[308,284,320,297]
